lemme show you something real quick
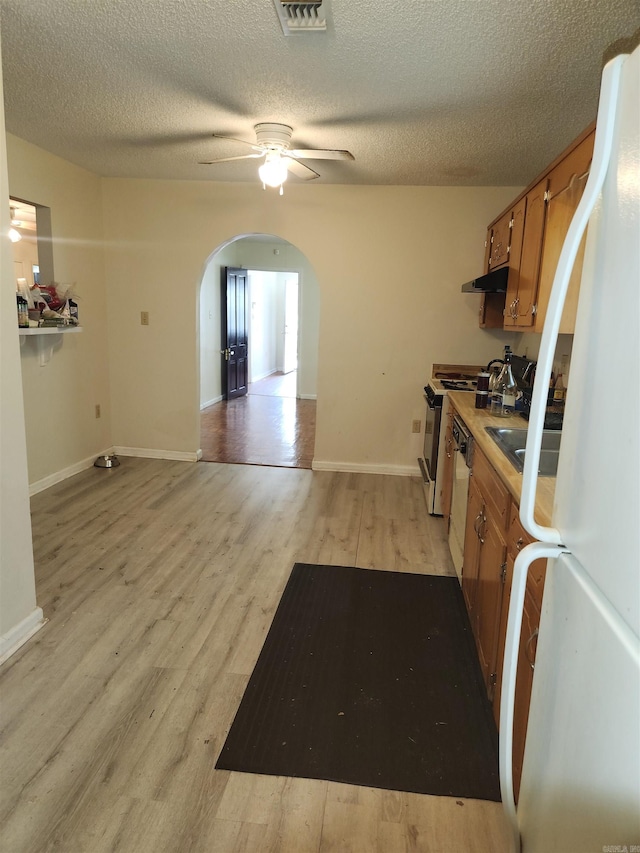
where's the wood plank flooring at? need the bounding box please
[200,373,316,469]
[0,459,510,852]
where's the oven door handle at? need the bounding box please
[417,457,430,485]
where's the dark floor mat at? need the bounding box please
[216,563,500,801]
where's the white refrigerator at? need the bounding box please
[499,44,640,853]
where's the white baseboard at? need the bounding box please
[298,393,317,400]
[200,395,223,410]
[113,446,200,463]
[30,446,200,496]
[29,449,113,496]
[250,369,277,384]
[312,460,420,477]
[0,607,47,666]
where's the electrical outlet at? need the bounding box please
[95,404,101,419]
[141,311,149,326]
[412,419,421,434]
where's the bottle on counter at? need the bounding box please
[553,373,566,403]
[475,371,490,409]
[491,346,517,418]
[16,293,29,328]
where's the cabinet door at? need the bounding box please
[512,584,541,802]
[492,507,546,722]
[462,478,483,617]
[483,227,492,273]
[474,511,507,697]
[488,211,512,270]
[512,179,548,328]
[534,132,594,333]
[503,198,527,326]
[473,446,511,530]
[479,293,506,329]
[441,413,455,531]
[492,550,514,727]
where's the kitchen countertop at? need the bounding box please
[448,391,556,528]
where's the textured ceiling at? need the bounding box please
[1,0,638,186]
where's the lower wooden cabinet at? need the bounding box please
[462,477,483,613]
[462,449,509,699]
[511,583,540,801]
[457,447,547,802]
[474,507,507,695]
[492,503,547,801]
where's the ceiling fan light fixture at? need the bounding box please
[258,152,288,190]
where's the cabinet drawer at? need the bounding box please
[472,447,511,529]
[508,503,531,556]
[508,504,547,606]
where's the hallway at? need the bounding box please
[200,372,316,468]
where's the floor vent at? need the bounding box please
[273,1,327,35]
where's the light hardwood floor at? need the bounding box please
[0,458,510,852]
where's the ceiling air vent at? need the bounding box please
[273,1,327,35]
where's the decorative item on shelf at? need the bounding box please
[29,282,80,326]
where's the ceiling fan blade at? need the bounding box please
[285,157,320,181]
[288,148,355,161]
[212,132,263,152]
[198,152,265,165]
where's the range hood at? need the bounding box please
[461,266,509,293]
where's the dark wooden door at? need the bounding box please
[221,267,248,399]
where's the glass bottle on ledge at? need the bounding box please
[491,346,517,418]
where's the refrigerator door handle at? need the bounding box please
[519,54,626,545]
[499,541,570,853]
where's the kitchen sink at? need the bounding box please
[485,427,561,476]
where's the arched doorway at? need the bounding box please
[198,233,319,468]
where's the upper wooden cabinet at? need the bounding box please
[504,179,548,328]
[480,124,595,332]
[487,210,513,270]
[533,132,594,333]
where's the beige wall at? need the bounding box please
[0,59,41,657]
[7,135,111,486]
[102,178,521,473]
[5,135,524,483]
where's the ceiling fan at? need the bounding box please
[199,123,354,193]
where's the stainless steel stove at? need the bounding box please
[419,364,483,515]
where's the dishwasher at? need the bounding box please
[448,414,473,583]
